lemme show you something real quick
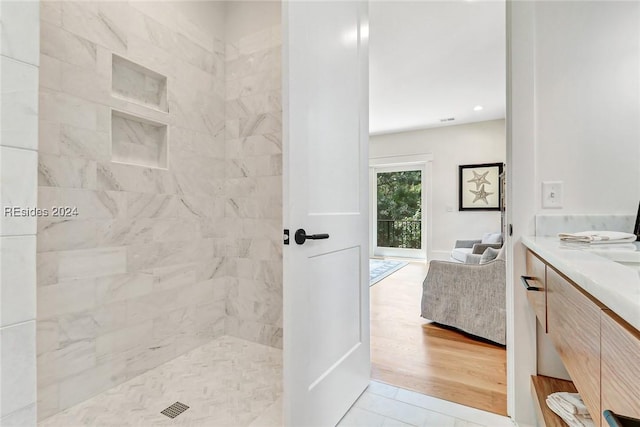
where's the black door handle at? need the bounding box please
[295,229,329,245]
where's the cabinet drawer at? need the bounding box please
[547,267,602,426]
[601,310,640,425]
[525,250,546,331]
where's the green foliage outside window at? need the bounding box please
[376,170,422,249]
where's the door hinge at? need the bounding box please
[284,229,290,245]
[509,224,513,236]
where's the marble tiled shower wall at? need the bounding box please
[36,1,228,419]
[224,27,283,347]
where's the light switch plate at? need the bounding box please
[542,181,563,208]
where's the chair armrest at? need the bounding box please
[465,254,482,264]
[454,239,482,249]
[472,243,503,255]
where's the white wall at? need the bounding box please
[535,1,640,215]
[225,1,281,42]
[508,2,640,425]
[173,0,226,39]
[370,119,506,259]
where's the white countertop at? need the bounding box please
[521,236,640,331]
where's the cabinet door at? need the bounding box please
[525,250,546,331]
[547,267,602,426]
[601,310,640,425]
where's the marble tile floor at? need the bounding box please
[39,336,283,427]
[338,381,515,427]
[38,334,513,427]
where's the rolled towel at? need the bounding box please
[558,231,637,244]
[548,392,590,415]
[546,397,595,427]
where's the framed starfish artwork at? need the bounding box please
[458,162,503,211]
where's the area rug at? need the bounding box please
[370,259,409,286]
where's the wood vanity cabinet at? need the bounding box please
[546,267,603,426]
[526,247,640,427]
[600,309,640,424]
[525,251,547,331]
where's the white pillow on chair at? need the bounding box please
[481,232,502,244]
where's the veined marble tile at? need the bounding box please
[57,302,128,349]
[97,218,155,246]
[174,32,215,74]
[126,8,177,54]
[97,162,176,195]
[126,239,213,272]
[225,317,283,349]
[1,56,38,150]
[127,192,178,219]
[37,251,59,287]
[0,235,36,327]
[37,339,96,389]
[60,1,127,53]
[0,0,39,65]
[124,34,175,81]
[227,133,282,158]
[38,187,127,221]
[40,21,97,69]
[39,89,100,131]
[39,53,63,92]
[146,263,197,292]
[239,113,282,138]
[57,246,127,280]
[39,120,61,156]
[58,124,110,161]
[59,58,111,105]
[37,219,98,252]
[0,146,38,236]
[37,384,59,421]
[40,1,62,26]
[1,402,37,427]
[535,214,636,237]
[37,279,96,320]
[57,359,128,411]
[95,320,153,365]
[93,272,155,306]
[0,321,36,417]
[37,318,60,356]
[38,154,97,189]
[151,218,199,242]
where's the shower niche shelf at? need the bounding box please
[112,54,168,113]
[111,110,168,169]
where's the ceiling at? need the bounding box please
[369,1,506,135]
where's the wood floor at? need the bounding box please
[370,261,508,416]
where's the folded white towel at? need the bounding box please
[546,397,595,427]
[548,392,590,415]
[558,231,637,244]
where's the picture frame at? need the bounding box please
[459,162,503,211]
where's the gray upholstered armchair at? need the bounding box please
[421,246,506,345]
[450,232,503,263]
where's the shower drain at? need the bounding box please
[161,402,190,419]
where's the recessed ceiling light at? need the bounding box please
[473,105,483,111]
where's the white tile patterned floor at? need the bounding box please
[38,334,514,427]
[39,336,283,427]
[339,381,515,427]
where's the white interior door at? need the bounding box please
[282,1,370,426]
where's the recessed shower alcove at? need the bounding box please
[111,54,168,113]
[111,110,168,169]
